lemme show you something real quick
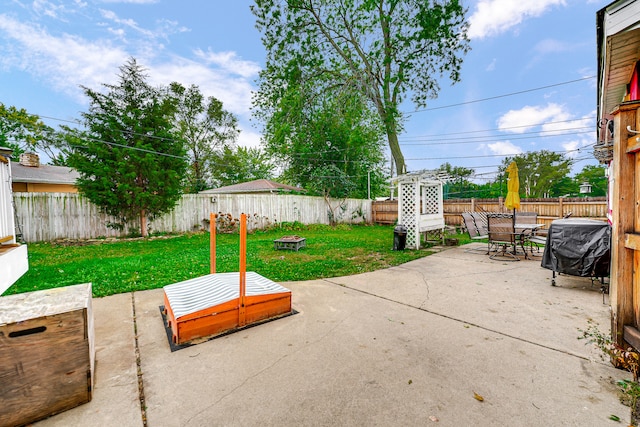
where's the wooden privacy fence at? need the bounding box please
[14,193,608,242]
[373,197,608,230]
[13,193,372,242]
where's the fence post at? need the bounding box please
[471,198,475,212]
[558,197,564,218]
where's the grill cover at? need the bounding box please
[541,218,611,277]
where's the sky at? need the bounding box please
[0,0,612,184]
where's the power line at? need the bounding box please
[71,145,186,160]
[399,117,596,139]
[2,74,602,170]
[399,128,593,146]
[405,147,584,161]
[407,76,596,114]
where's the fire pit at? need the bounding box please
[273,235,306,251]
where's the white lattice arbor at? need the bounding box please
[393,171,446,249]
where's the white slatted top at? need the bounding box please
[164,272,290,319]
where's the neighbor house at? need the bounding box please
[597,0,640,349]
[0,147,28,294]
[12,152,79,193]
[199,179,305,195]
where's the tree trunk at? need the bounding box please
[387,130,405,176]
[140,209,148,237]
[324,194,337,226]
[375,99,406,176]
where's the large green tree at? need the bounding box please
[210,146,274,187]
[68,58,187,237]
[251,0,470,175]
[574,164,607,197]
[258,71,388,201]
[0,103,68,164]
[169,83,239,193]
[502,150,573,198]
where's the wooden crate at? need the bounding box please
[0,283,95,427]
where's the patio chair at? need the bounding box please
[487,213,521,261]
[470,211,488,236]
[461,212,489,253]
[515,211,546,256]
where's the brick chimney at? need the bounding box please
[19,152,40,167]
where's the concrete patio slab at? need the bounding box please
[35,291,142,427]
[33,243,630,426]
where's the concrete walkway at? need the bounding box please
[36,243,630,426]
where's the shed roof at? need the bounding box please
[199,179,304,194]
[11,162,79,185]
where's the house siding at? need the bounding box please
[605,0,640,35]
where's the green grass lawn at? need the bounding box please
[6,224,470,298]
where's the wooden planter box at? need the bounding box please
[0,283,95,426]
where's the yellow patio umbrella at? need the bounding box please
[504,161,521,255]
[504,161,520,211]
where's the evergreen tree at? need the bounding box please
[68,58,187,237]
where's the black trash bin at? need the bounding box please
[393,224,407,251]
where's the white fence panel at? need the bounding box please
[13,193,372,242]
[0,159,13,242]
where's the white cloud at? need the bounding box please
[562,135,595,159]
[99,9,188,42]
[0,14,261,119]
[0,6,264,146]
[149,57,258,116]
[533,38,571,54]
[497,103,571,133]
[0,14,129,100]
[237,128,262,149]
[32,0,81,20]
[193,49,261,79]
[541,113,590,135]
[468,0,566,39]
[486,140,523,156]
[561,111,596,158]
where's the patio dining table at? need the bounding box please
[508,223,544,258]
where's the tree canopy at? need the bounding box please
[501,151,573,198]
[574,165,607,197]
[68,58,187,237]
[169,83,240,193]
[210,146,274,188]
[0,103,67,164]
[257,70,388,201]
[251,0,470,175]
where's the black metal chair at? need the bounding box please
[487,213,520,261]
[515,212,546,256]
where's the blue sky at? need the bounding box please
[0,0,611,182]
